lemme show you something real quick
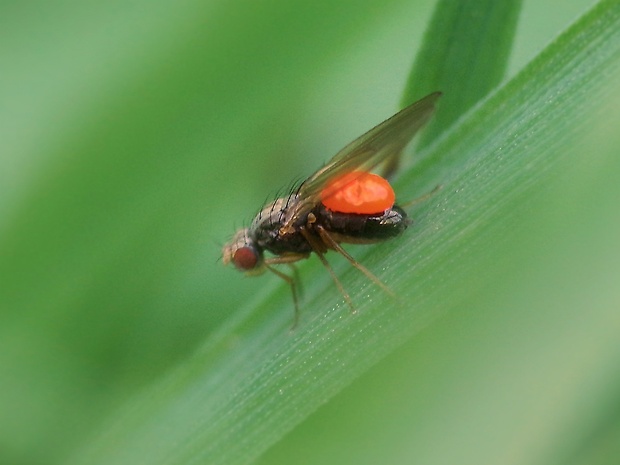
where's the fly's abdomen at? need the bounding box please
[315,205,410,242]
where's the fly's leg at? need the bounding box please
[401,184,442,209]
[264,254,308,328]
[315,225,395,298]
[288,264,303,302]
[299,228,355,313]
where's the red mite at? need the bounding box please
[222,92,441,326]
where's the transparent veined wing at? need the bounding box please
[281,91,441,231]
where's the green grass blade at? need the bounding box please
[402,0,522,147]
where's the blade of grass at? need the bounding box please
[402,0,522,147]
[70,1,620,464]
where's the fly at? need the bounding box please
[222,92,441,326]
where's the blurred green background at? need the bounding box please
[2,1,619,465]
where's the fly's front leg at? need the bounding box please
[264,253,308,328]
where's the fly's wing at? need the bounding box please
[281,91,441,231]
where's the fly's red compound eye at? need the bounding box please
[232,246,259,271]
[321,171,395,214]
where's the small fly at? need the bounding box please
[222,92,441,326]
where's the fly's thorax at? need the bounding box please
[250,197,292,233]
[222,228,264,274]
[250,195,314,255]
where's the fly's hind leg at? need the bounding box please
[264,253,308,328]
[401,184,442,209]
[315,225,395,299]
[299,229,355,313]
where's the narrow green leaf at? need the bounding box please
[70,1,620,464]
[402,0,523,147]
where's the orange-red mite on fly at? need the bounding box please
[222,92,442,327]
[321,171,395,215]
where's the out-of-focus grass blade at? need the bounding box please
[402,0,522,148]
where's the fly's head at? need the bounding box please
[222,228,265,275]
